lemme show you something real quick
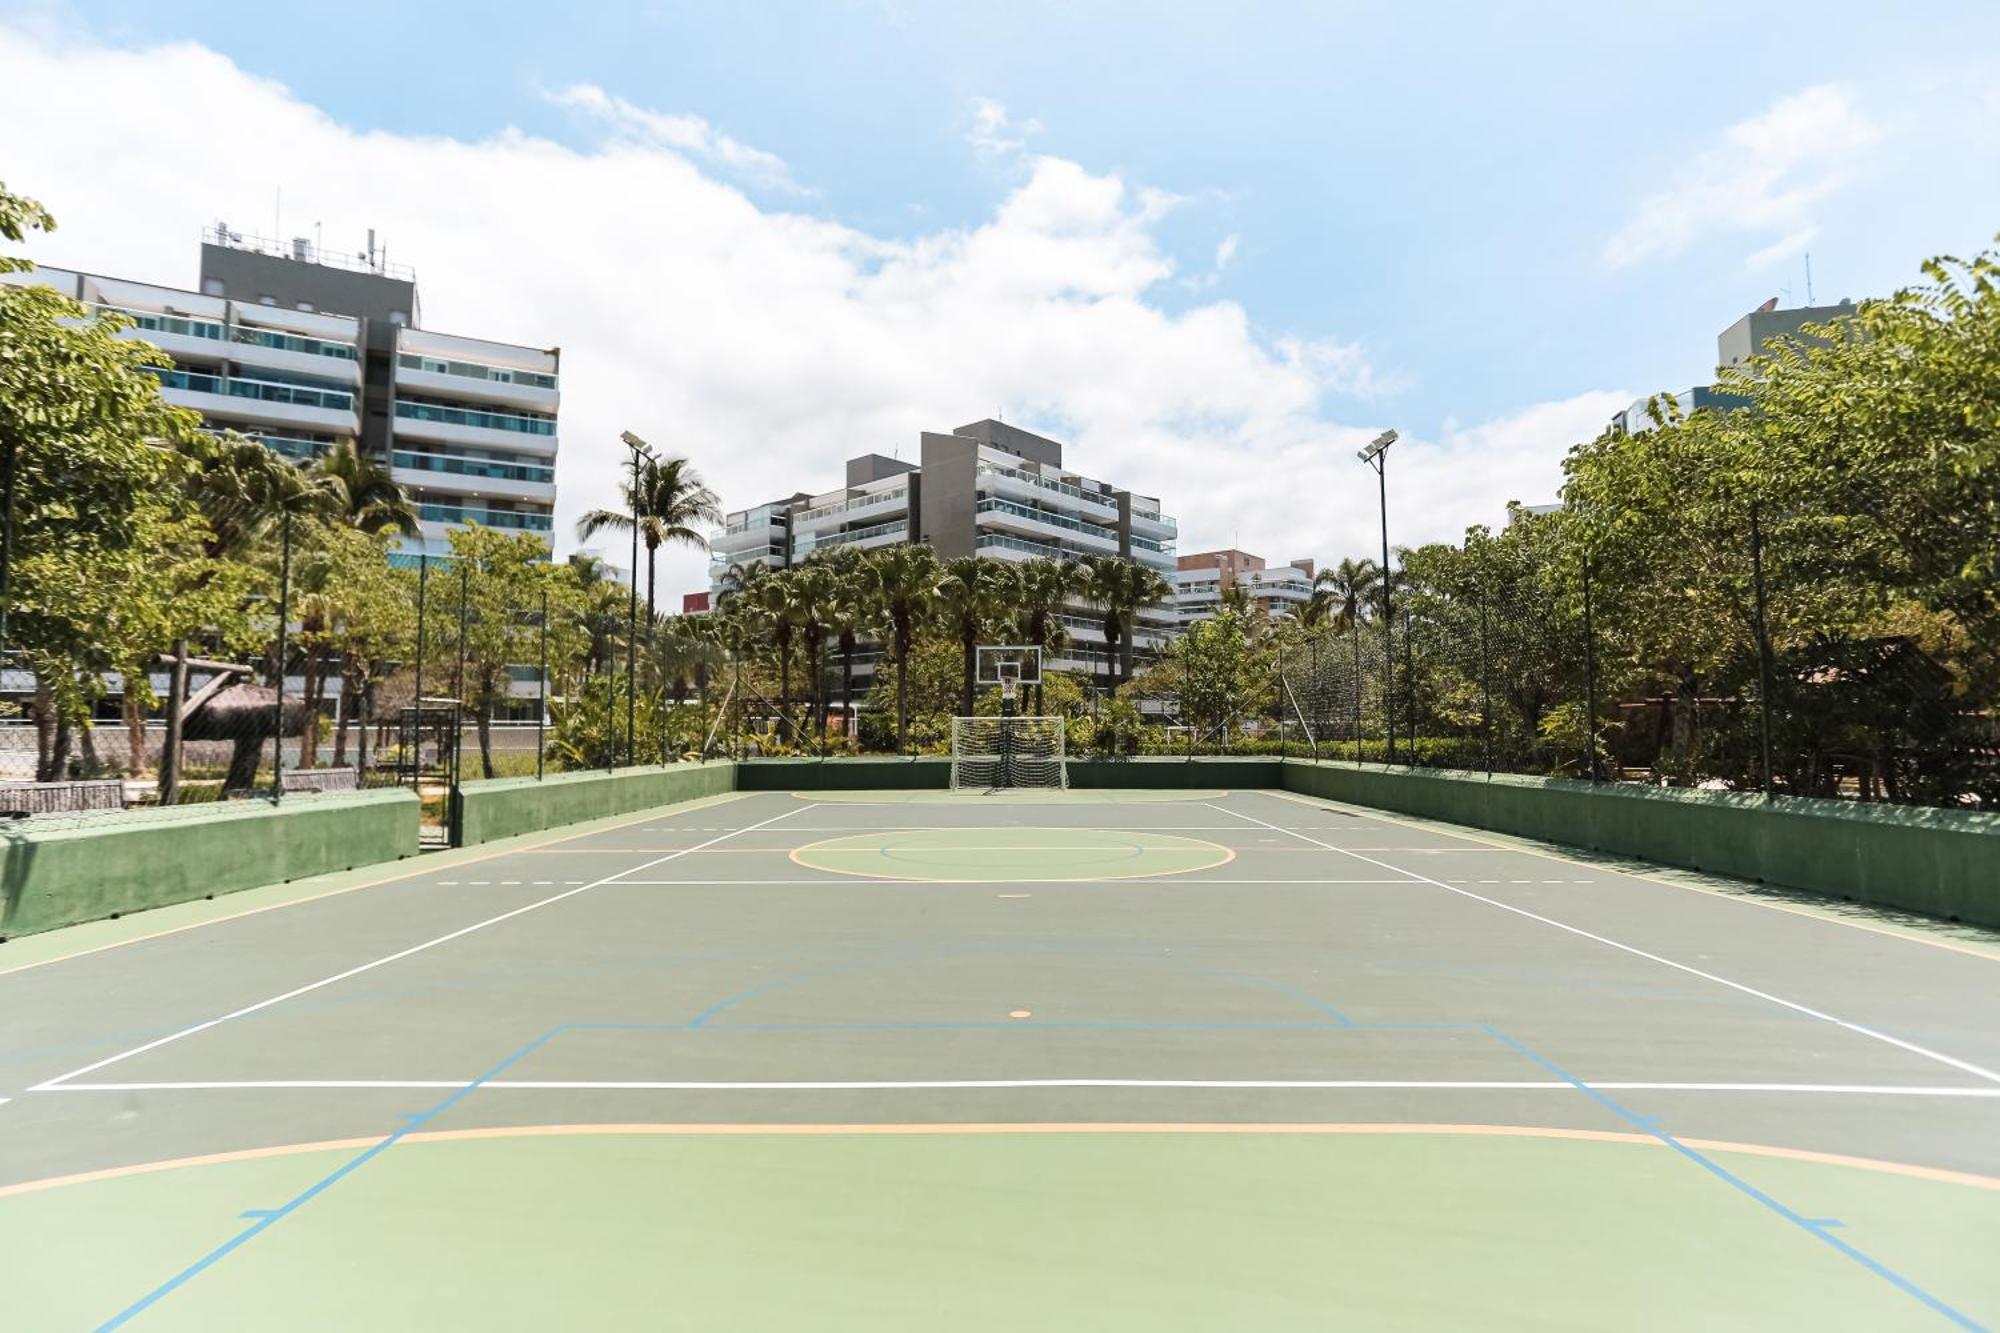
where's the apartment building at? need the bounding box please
[1611,296,1855,437]
[5,228,560,558]
[709,418,1180,680]
[1174,549,1317,627]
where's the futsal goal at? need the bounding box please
[950,715,1068,790]
[953,645,1066,789]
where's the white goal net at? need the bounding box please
[949,716,1068,790]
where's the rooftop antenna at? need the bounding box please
[1805,252,1814,305]
[273,187,281,244]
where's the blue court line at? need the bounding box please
[96,1000,1984,1328]
[93,1023,574,1332]
[1476,1024,1986,1331]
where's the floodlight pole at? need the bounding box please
[1749,501,1776,801]
[1358,430,1397,764]
[274,509,291,803]
[621,431,653,769]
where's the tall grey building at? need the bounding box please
[5,228,560,559]
[708,418,1179,680]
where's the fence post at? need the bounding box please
[537,587,549,781]
[273,509,291,803]
[454,562,469,787]
[1749,500,1776,801]
[1582,558,1601,783]
[1183,642,1193,761]
[412,553,428,787]
[1351,620,1362,765]
[1478,584,1493,778]
[1403,610,1417,763]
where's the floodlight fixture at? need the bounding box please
[1356,429,1398,464]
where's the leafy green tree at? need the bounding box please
[431,525,580,778]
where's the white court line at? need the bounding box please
[24,804,819,1094]
[31,1079,2000,1096]
[609,878,1418,886]
[1206,801,2000,1087]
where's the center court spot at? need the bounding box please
[789,827,1234,882]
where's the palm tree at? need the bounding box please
[863,543,941,751]
[567,554,629,680]
[1080,554,1173,698]
[315,439,417,536]
[786,562,840,742]
[936,557,1021,717]
[815,548,874,748]
[1315,558,1381,745]
[575,454,721,630]
[752,565,804,743]
[1014,557,1080,715]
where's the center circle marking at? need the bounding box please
[790,826,1234,882]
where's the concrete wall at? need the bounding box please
[454,762,738,845]
[0,789,420,939]
[917,432,978,557]
[737,758,949,790]
[1279,760,2000,928]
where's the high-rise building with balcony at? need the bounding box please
[4,228,560,558]
[708,418,1179,680]
[1173,550,1317,627]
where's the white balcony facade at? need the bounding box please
[395,327,559,414]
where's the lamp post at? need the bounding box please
[620,430,653,767]
[1356,429,1398,764]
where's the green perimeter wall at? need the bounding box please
[453,761,738,846]
[737,756,1284,790]
[1279,760,2000,929]
[11,756,1993,940]
[0,788,419,939]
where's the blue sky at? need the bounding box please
[4,1,1996,592]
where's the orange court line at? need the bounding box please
[4,1121,1997,1200]
[1261,787,2000,964]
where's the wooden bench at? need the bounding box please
[0,780,128,816]
[281,767,360,794]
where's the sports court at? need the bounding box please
[2,785,1997,1330]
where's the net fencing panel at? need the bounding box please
[950,716,1068,789]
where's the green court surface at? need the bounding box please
[2,787,1997,1330]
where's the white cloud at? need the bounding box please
[0,28,1616,600]
[548,83,806,195]
[965,96,1042,160]
[1214,235,1239,271]
[1605,84,1881,269]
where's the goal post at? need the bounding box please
[950,716,1068,790]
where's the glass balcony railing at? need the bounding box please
[395,398,556,437]
[97,306,224,341]
[796,519,907,554]
[154,369,355,412]
[1128,532,1176,554]
[976,532,1072,561]
[392,450,555,486]
[97,305,357,359]
[252,433,338,460]
[398,353,557,391]
[794,487,908,524]
[233,325,356,360]
[975,496,1118,543]
[976,461,1117,510]
[418,502,553,532]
